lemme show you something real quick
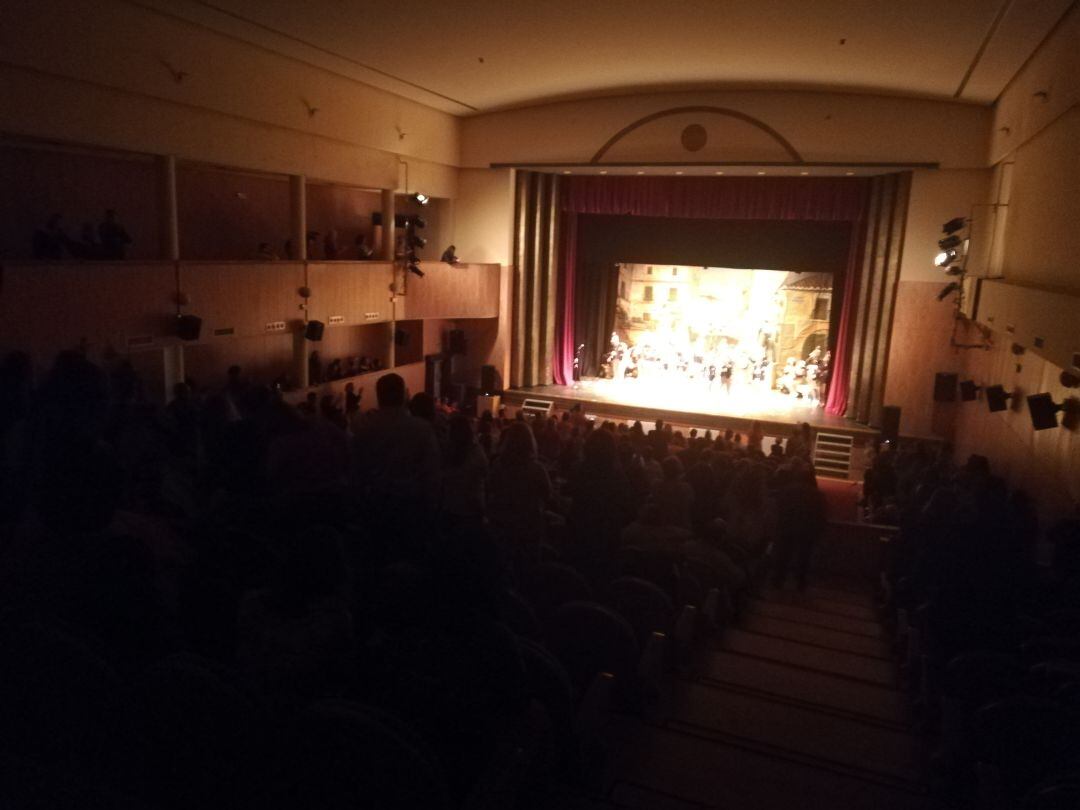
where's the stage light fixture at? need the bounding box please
[411,192,430,206]
[407,234,427,249]
[985,384,1013,412]
[938,234,962,251]
[959,380,980,401]
[935,249,959,268]
[937,281,961,301]
[942,217,966,234]
[407,261,424,278]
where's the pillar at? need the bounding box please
[290,174,307,260]
[381,188,396,261]
[163,344,185,402]
[157,155,179,260]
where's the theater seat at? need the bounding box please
[544,601,640,700]
[522,562,593,624]
[604,576,674,648]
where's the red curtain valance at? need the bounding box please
[562,175,870,223]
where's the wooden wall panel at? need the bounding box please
[306,262,393,325]
[178,262,304,337]
[398,262,500,320]
[0,262,176,366]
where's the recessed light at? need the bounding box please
[757,171,766,175]
[562,170,571,174]
[800,171,809,175]
[715,171,724,175]
[675,171,683,175]
[599,170,607,175]
[845,171,854,176]
[636,171,644,175]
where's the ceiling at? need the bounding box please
[147,0,1075,114]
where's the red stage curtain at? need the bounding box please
[550,175,875,406]
[562,175,869,222]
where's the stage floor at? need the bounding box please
[503,378,876,437]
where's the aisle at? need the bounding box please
[595,582,929,809]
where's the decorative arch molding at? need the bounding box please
[590,105,803,163]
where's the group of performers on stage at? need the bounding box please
[598,331,831,406]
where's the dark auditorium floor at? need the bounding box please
[562,582,929,809]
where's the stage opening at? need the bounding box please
[595,264,834,409]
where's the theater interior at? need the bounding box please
[1,2,1079,808]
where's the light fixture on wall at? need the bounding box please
[403,214,425,278]
[937,281,961,301]
[942,217,966,234]
[411,192,430,206]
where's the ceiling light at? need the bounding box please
[756,171,766,175]
[675,171,683,175]
[599,170,607,175]
[562,170,571,174]
[411,192,430,206]
[845,171,854,176]
[715,171,724,175]
[800,171,809,176]
[636,171,644,175]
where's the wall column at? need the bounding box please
[163,344,185,402]
[157,154,179,260]
[381,188,396,261]
[289,174,307,260]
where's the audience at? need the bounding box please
[0,346,1076,808]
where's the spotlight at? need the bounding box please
[407,234,427,249]
[411,192,430,206]
[937,281,961,301]
[985,384,1013,412]
[407,261,424,278]
[411,216,426,230]
[1026,393,1063,430]
[935,249,959,268]
[1061,370,1080,389]
[942,217,966,234]
[959,380,980,401]
[938,234,962,251]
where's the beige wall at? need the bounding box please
[452,168,515,265]
[901,169,992,283]
[461,89,991,168]
[0,0,459,191]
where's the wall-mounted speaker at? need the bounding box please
[933,372,958,402]
[1027,393,1061,431]
[880,405,901,444]
[959,380,980,401]
[985,385,1011,412]
[480,364,498,394]
[304,320,325,341]
[176,314,202,341]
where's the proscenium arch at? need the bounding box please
[590,106,803,164]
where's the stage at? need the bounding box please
[503,378,877,478]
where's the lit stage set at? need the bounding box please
[504,263,879,475]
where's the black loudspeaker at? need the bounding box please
[959,380,980,402]
[425,354,449,399]
[448,329,467,355]
[880,405,901,444]
[986,385,1010,412]
[480,364,498,394]
[304,320,325,341]
[1026,393,1060,431]
[933,372,958,402]
[176,314,202,341]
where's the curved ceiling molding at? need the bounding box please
[590,106,803,163]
